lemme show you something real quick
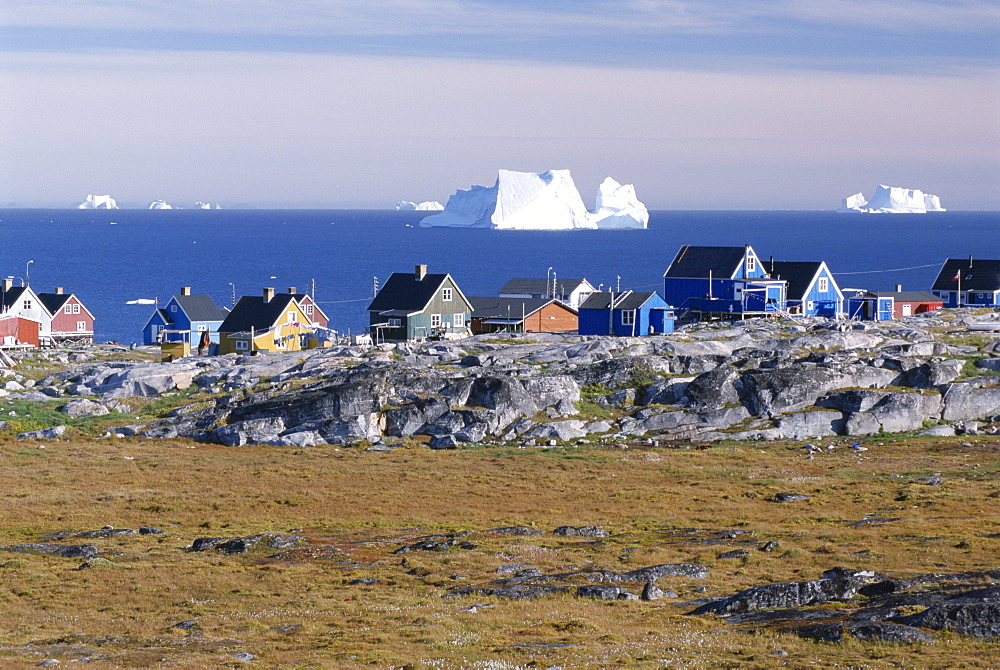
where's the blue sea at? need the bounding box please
[1,209,997,344]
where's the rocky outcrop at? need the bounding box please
[6,311,1000,446]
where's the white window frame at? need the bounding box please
[388,317,402,327]
[77,321,87,332]
[235,340,248,351]
[197,324,208,331]
[746,256,756,273]
[806,300,815,311]
[442,287,453,302]
[64,304,73,315]
[453,313,465,328]
[287,311,296,323]
[305,304,314,316]
[818,277,829,293]
[430,313,442,328]
[23,299,31,310]
[621,309,636,325]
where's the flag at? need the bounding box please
[952,270,961,281]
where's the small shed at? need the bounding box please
[845,294,894,321]
[468,297,577,334]
[578,291,674,336]
[874,290,943,318]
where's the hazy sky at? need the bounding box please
[2,1,998,209]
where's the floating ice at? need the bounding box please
[395,200,444,211]
[77,194,118,209]
[420,169,647,229]
[148,200,173,209]
[838,185,945,213]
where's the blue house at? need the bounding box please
[142,287,230,345]
[768,260,843,317]
[930,258,1000,308]
[578,291,674,336]
[663,245,786,319]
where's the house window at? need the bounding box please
[442,288,453,302]
[77,321,87,332]
[64,305,73,315]
[807,301,815,311]
[430,313,442,328]
[274,337,285,349]
[388,317,402,327]
[746,256,756,273]
[621,310,636,325]
[235,340,248,351]
[453,313,465,328]
[197,324,208,331]
[170,305,177,312]
[305,304,314,316]
[22,299,31,309]
[287,311,296,323]
[818,277,829,293]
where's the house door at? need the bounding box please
[901,304,911,317]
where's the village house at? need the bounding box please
[217,288,314,355]
[368,265,472,341]
[37,287,95,344]
[142,287,230,346]
[768,260,843,317]
[0,279,49,346]
[498,277,596,310]
[277,288,329,329]
[468,296,577,335]
[931,258,1000,308]
[578,291,674,336]
[663,245,787,320]
[872,288,943,318]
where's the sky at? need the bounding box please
[1,1,998,210]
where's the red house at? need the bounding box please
[38,288,96,343]
[873,290,943,319]
[0,315,40,348]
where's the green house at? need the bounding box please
[367,265,473,342]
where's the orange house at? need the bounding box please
[469,297,578,334]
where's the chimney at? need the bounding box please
[263,287,275,303]
[287,287,297,294]
[55,287,64,294]
[895,284,902,292]
[1,278,11,292]
[415,264,427,281]
[180,286,191,296]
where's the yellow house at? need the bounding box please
[217,288,314,355]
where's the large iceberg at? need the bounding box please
[396,200,444,211]
[77,194,118,209]
[419,169,648,229]
[838,185,945,213]
[149,200,173,209]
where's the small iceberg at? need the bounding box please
[396,200,445,211]
[77,194,118,209]
[149,200,173,209]
[838,185,945,213]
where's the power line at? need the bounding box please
[315,297,373,304]
[835,263,940,275]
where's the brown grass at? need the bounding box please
[0,434,998,667]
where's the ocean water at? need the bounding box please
[1,208,997,344]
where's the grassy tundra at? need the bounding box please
[0,432,998,668]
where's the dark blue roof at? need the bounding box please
[931,259,1000,292]
[664,246,748,279]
